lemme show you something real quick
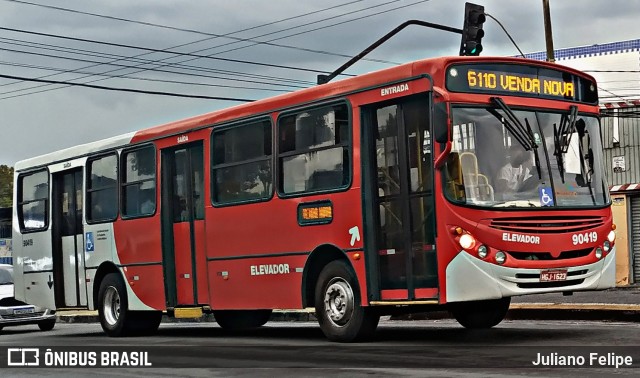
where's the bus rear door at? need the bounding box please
[160,142,209,309]
[361,94,438,301]
[51,167,87,307]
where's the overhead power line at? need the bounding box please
[0,61,293,92]
[211,0,430,59]
[0,26,336,75]
[484,13,525,58]
[0,73,255,101]
[0,37,314,86]
[585,70,640,73]
[0,0,364,94]
[2,0,401,64]
[0,0,431,100]
[0,46,307,92]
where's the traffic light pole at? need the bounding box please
[542,0,556,62]
[317,20,462,85]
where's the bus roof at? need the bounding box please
[15,56,595,172]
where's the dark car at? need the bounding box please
[0,264,56,332]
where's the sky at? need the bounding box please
[1,0,639,166]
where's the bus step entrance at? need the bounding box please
[172,307,204,319]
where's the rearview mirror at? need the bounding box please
[434,102,449,143]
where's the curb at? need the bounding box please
[56,304,640,324]
[56,309,317,324]
[390,303,640,322]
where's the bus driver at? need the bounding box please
[495,145,534,197]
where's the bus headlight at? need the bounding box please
[495,251,506,265]
[595,247,603,259]
[477,245,488,258]
[459,234,476,250]
[607,230,616,243]
[603,241,611,253]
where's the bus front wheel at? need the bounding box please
[314,260,379,342]
[98,272,135,337]
[449,297,511,329]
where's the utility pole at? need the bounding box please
[542,0,555,62]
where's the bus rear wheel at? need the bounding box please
[315,260,379,342]
[213,310,272,329]
[449,298,511,329]
[98,272,136,337]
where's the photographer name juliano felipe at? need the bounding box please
[532,352,633,368]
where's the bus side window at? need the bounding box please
[87,153,118,222]
[121,145,156,218]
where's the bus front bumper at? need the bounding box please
[445,247,616,303]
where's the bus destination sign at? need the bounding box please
[446,63,598,104]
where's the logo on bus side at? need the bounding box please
[250,264,290,276]
[502,232,541,244]
[177,135,189,143]
[381,83,409,97]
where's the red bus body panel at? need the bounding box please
[102,56,608,311]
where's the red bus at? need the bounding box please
[12,56,616,342]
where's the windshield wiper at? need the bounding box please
[491,97,533,150]
[525,118,542,179]
[490,97,542,179]
[553,105,578,183]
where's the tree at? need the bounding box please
[0,165,13,207]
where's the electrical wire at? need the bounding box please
[0,0,366,93]
[0,61,293,92]
[0,46,308,93]
[484,13,525,58]
[1,0,402,64]
[0,1,424,99]
[0,37,314,85]
[0,26,337,75]
[0,73,256,101]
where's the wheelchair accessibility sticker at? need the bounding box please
[539,187,554,206]
[85,232,94,252]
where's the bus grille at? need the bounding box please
[0,311,45,320]
[490,216,604,234]
[517,279,584,289]
[507,248,592,261]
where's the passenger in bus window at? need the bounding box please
[495,145,533,197]
[140,190,155,215]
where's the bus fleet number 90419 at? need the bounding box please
[572,231,597,245]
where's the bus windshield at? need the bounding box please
[444,106,609,208]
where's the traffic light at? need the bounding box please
[459,2,486,56]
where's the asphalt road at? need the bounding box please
[1,319,639,377]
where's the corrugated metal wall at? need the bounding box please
[601,107,640,186]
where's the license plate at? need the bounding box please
[13,307,35,315]
[540,269,568,282]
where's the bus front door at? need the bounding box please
[51,168,87,307]
[362,95,438,300]
[161,142,209,308]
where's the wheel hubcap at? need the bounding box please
[103,286,120,326]
[323,278,354,326]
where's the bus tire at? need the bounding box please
[449,297,511,329]
[314,260,379,342]
[214,310,272,329]
[98,272,135,337]
[38,319,56,331]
